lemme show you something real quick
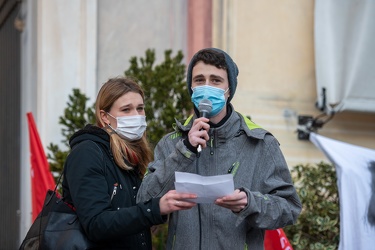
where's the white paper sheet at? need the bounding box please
[174,171,234,203]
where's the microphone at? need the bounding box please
[197,99,212,153]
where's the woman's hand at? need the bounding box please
[159,190,197,215]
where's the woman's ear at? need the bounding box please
[100,110,110,126]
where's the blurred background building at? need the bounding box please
[1,0,374,248]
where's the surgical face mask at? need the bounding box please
[191,85,229,117]
[107,113,147,141]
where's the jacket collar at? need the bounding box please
[174,104,269,144]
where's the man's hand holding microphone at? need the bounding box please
[188,99,212,153]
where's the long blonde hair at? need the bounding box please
[95,77,152,177]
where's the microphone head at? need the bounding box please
[198,99,212,117]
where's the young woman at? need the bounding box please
[62,77,196,249]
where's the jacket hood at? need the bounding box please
[186,48,239,103]
[69,124,110,152]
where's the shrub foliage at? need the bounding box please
[284,162,340,250]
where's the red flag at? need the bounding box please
[264,229,294,250]
[27,112,56,221]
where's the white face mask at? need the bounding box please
[107,113,147,141]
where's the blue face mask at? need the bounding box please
[191,85,229,118]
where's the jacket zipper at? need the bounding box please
[209,130,214,155]
[110,183,118,200]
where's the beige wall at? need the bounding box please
[213,0,375,167]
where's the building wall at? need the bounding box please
[213,0,375,167]
[26,0,188,152]
[0,1,22,248]
[187,0,212,60]
[97,0,188,86]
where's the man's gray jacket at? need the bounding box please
[137,106,302,249]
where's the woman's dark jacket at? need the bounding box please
[62,125,165,249]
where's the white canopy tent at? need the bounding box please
[314,0,375,114]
